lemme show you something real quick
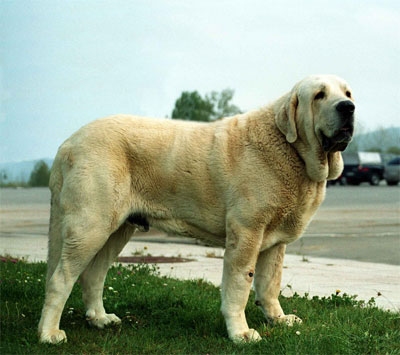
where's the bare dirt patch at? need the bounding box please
[117,256,195,263]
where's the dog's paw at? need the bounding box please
[39,329,67,344]
[86,311,121,329]
[232,328,262,343]
[275,314,302,326]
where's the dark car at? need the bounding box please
[384,157,400,185]
[342,152,384,186]
[327,172,346,186]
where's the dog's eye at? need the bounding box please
[345,91,352,98]
[314,91,325,100]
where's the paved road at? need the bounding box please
[287,185,400,265]
[1,185,399,265]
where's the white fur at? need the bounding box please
[38,75,354,343]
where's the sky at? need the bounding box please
[0,0,399,163]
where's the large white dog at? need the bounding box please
[39,75,355,344]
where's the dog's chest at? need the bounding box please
[261,182,326,250]
[290,182,325,233]
[299,185,325,224]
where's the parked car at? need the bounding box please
[342,152,384,186]
[327,173,346,186]
[384,157,400,185]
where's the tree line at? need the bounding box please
[171,89,241,122]
[0,88,398,188]
[345,125,400,155]
[0,160,50,187]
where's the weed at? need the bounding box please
[132,247,152,257]
[205,251,223,258]
[301,255,309,262]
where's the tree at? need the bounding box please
[171,89,241,122]
[387,146,400,155]
[207,89,242,120]
[345,121,367,153]
[0,169,7,184]
[171,91,214,122]
[345,124,400,154]
[29,160,50,187]
[365,126,390,152]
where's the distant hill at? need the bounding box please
[347,127,400,153]
[0,159,54,183]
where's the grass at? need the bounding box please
[1,257,399,354]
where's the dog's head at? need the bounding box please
[275,74,355,153]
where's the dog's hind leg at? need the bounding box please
[80,222,135,329]
[45,162,64,286]
[38,212,111,344]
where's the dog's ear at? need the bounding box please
[275,90,298,143]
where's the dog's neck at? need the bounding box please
[291,134,344,182]
[249,104,344,183]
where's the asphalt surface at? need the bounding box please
[287,184,400,265]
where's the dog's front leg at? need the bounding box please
[254,243,302,326]
[221,223,263,343]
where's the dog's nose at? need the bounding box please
[336,100,355,116]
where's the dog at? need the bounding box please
[38,74,355,343]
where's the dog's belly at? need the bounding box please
[147,216,226,247]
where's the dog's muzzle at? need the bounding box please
[322,100,355,152]
[321,127,353,152]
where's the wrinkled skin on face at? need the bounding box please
[297,75,355,153]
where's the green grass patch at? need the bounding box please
[1,257,399,354]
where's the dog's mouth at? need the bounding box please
[321,124,354,152]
